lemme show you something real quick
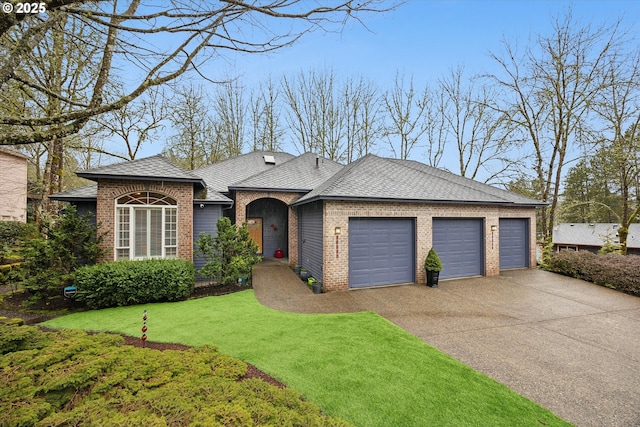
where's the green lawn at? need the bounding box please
[43,291,571,427]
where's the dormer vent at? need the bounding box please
[263,155,275,165]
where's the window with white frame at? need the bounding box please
[115,192,178,260]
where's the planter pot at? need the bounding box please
[300,270,310,281]
[293,265,301,275]
[426,270,439,288]
[237,276,248,286]
[312,281,322,294]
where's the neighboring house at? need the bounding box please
[51,151,544,291]
[0,147,28,222]
[552,223,640,255]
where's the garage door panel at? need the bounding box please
[433,218,483,279]
[499,218,529,269]
[349,218,415,288]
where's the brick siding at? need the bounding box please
[234,190,302,266]
[95,179,194,262]
[322,200,537,292]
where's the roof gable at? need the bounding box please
[230,152,343,192]
[77,155,204,186]
[192,151,295,193]
[294,154,543,206]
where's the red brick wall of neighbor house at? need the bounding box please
[234,190,301,266]
[322,201,537,292]
[95,180,194,262]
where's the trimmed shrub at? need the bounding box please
[544,251,640,296]
[74,259,195,309]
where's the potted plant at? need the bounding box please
[308,277,322,294]
[424,248,442,288]
[300,268,310,281]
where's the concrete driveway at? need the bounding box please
[253,259,640,427]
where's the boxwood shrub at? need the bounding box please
[544,251,640,297]
[74,259,195,309]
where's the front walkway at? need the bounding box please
[253,258,640,427]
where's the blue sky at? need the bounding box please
[214,1,639,88]
[134,0,640,173]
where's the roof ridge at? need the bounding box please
[295,154,374,201]
[192,150,292,173]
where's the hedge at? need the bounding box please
[544,251,640,297]
[74,259,195,309]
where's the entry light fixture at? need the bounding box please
[334,227,341,236]
[491,225,498,232]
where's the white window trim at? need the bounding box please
[114,192,178,261]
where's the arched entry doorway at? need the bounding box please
[246,198,288,257]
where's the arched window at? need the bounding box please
[115,192,178,260]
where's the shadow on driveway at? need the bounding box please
[253,259,640,427]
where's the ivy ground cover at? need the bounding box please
[43,290,571,427]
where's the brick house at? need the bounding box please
[0,147,28,222]
[51,151,543,291]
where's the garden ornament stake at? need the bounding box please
[141,310,148,348]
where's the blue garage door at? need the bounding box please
[349,218,415,288]
[499,218,529,269]
[432,218,484,279]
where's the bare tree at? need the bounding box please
[343,76,382,163]
[487,11,625,238]
[213,80,245,158]
[383,72,429,160]
[423,87,447,168]
[282,67,345,160]
[250,77,285,152]
[439,66,518,184]
[1,11,102,209]
[163,84,221,170]
[0,0,394,146]
[92,87,168,161]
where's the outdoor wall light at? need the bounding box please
[334,227,341,235]
[491,225,498,232]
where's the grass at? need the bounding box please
[43,291,571,427]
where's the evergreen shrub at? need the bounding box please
[75,258,195,309]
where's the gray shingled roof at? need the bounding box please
[294,154,544,206]
[230,152,343,192]
[48,182,232,204]
[194,189,233,203]
[77,155,205,186]
[49,184,97,201]
[192,151,294,193]
[553,223,640,249]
